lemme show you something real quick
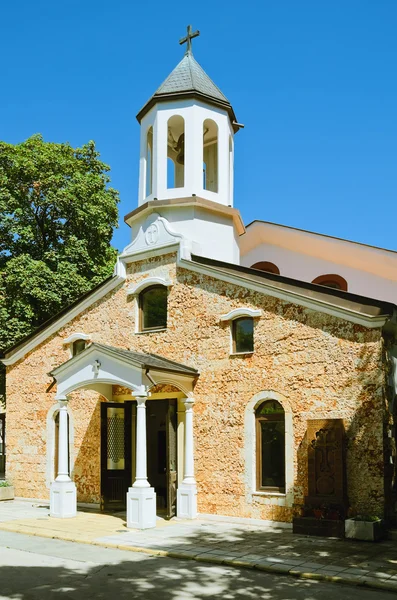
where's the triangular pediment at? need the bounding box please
[50,343,198,400]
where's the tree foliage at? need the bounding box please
[0,134,119,355]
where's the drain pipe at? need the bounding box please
[145,368,157,388]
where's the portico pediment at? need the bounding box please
[50,342,198,400]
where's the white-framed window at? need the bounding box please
[63,333,91,358]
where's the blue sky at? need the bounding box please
[1,1,396,252]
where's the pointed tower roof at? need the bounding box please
[136,27,238,128]
[154,52,229,103]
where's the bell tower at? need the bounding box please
[123,26,244,264]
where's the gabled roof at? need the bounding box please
[186,254,396,327]
[2,252,396,367]
[136,52,238,127]
[0,274,123,363]
[50,342,198,378]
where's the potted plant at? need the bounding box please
[0,481,14,501]
[326,504,341,521]
[313,506,324,519]
[345,514,385,542]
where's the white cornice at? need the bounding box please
[127,277,173,296]
[62,333,91,345]
[179,258,390,329]
[220,308,262,321]
[2,276,125,367]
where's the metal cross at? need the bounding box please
[179,25,200,55]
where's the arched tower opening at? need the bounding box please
[203,119,218,193]
[167,115,185,189]
[146,126,153,198]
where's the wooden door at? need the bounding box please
[166,399,177,518]
[101,402,132,511]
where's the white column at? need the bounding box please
[183,398,196,484]
[127,394,156,529]
[50,400,77,518]
[56,402,70,482]
[133,396,150,488]
[177,396,197,519]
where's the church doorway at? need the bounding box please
[146,398,177,519]
[100,398,177,517]
[100,402,132,511]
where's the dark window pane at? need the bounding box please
[142,286,167,330]
[72,340,86,356]
[260,420,285,489]
[234,318,254,353]
[256,400,284,416]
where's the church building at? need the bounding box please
[2,27,397,531]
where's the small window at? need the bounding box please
[312,274,348,291]
[232,317,254,353]
[72,339,86,356]
[251,262,280,275]
[139,285,167,331]
[256,400,285,492]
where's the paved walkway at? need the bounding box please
[1,500,397,593]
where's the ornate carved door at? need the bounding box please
[166,399,177,519]
[101,402,132,511]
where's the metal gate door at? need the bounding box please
[101,402,132,510]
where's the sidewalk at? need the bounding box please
[1,501,397,593]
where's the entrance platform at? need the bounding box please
[1,501,397,593]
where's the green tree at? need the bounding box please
[0,134,119,369]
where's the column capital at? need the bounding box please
[55,394,68,403]
[135,395,148,407]
[183,395,195,408]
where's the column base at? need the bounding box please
[50,480,77,518]
[126,486,156,529]
[177,483,197,519]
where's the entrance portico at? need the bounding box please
[49,343,198,529]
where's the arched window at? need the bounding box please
[203,119,218,193]
[312,274,348,291]
[167,116,185,189]
[232,317,254,353]
[146,126,153,197]
[139,285,168,331]
[256,400,285,492]
[72,339,86,357]
[251,262,280,275]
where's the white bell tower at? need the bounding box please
[123,26,244,265]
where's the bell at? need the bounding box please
[176,133,185,165]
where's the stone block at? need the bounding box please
[293,516,345,538]
[0,486,14,501]
[345,518,386,542]
[126,486,156,529]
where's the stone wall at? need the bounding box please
[5,252,387,519]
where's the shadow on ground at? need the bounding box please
[0,553,390,600]
[98,516,397,573]
[2,518,397,600]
